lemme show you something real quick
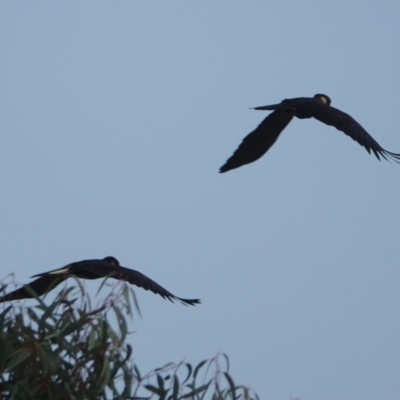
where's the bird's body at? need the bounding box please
[219,94,400,173]
[0,256,200,306]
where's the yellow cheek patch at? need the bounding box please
[320,96,329,104]
[49,268,70,274]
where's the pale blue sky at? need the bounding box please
[1,3,400,400]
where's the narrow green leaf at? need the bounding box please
[133,363,141,381]
[145,384,163,396]
[182,363,192,385]
[193,360,207,379]
[157,373,165,390]
[6,348,31,370]
[180,383,210,399]
[221,353,230,372]
[172,375,179,400]
[96,276,111,296]
[129,287,142,317]
[224,372,237,400]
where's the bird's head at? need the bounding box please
[314,94,331,105]
[103,256,120,266]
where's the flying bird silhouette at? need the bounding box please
[219,94,400,173]
[0,256,200,306]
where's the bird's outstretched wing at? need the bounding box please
[56,261,200,306]
[309,103,400,162]
[220,111,293,173]
[0,275,64,303]
[112,265,200,306]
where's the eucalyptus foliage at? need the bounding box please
[0,281,259,400]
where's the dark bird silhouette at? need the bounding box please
[219,94,400,173]
[0,256,200,306]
